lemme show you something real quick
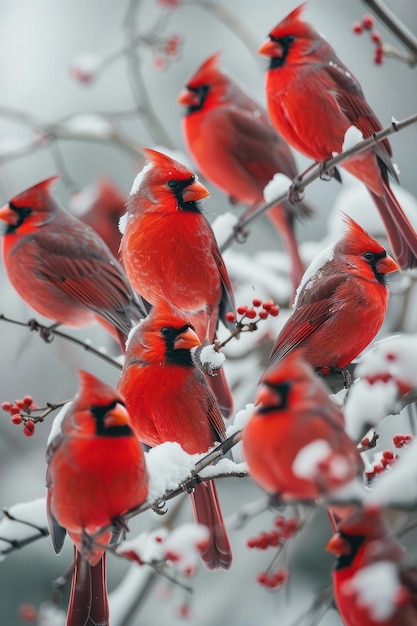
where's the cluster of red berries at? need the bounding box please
[225,298,280,325]
[247,516,298,551]
[152,34,183,70]
[393,433,413,448]
[352,15,384,64]
[365,449,397,480]
[1,396,38,437]
[256,569,288,589]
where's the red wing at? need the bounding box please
[269,298,334,364]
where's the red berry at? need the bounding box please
[1,401,12,412]
[16,399,25,409]
[247,537,257,549]
[23,395,33,407]
[272,569,288,586]
[256,572,268,585]
[262,300,274,311]
[225,311,236,323]
[268,531,280,547]
[352,22,364,34]
[374,46,384,65]
[269,305,279,317]
[236,305,248,316]
[362,15,374,30]
[258,310,268,320]
[382,450,395,461]
[245,308,257,319]
[371,31,382,44]
[274,516,285,528]
[365,470,375,479]
[18,603,38,622]
[360,437,370,447]
[252,298,262,307]
[11,414,23,425]
[23,421,35,437]
[373,464,384,474]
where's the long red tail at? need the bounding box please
[66,548,109,626]
[369,181,417,270]
[267,203,305,296]
[190,481,232,570]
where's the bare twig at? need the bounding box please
[0,314,122,370]
[362,0,417,64]
[220,112,417,252]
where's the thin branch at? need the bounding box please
[0,314,122,370]
[220,112,417,252]
[362,0,417,64]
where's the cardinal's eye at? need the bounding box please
[167,180,179,190]
[363,251,376,262]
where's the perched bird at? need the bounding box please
[46,370,148,626]
[119,148,235,416]
[268,214,398,375]
[326,506,417,625]
[118,298,232,570]
[259,3,417,270]
[70,177,127,259]
[0,177,145,351]
[242,352,363,501]
[178,52,309,293]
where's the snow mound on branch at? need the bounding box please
[263,173,291,203]
[342,125,364,152]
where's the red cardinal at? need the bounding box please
[46,370,148,626]
[326,506,417,625]
[259,3,417,270]
[71,177,127,259]
[268,214,398,375]
[119,148,235,416]
[242,352,363,501]
[118,298,232,570]
[0,177,145,351]
[178,52,309,293]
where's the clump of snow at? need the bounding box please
[211,212,238,249]
[70,52,101,83]
[263,173,292,203]
[342,126,364,152]
[368,440,417,507]
[68,182,100,217]
[146,442,200,503]
[0,498,48,561]
[344,379,399,442]
[63,114,112,138]
[227,403,254,463]
[47,401,73,445]
[344,334,417,440]
[118,211,130,234]
[130,162,153,196]
[198,344,225,370]
[118,523,209,577]
[293,244,335,308]
[343,561,401,621]
[292,440,332,478]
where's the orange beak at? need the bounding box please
[325,533,351,556]
[182,179,210,203]
[258,37,284,58]
[177,87,200,108]
[0,204,17,226]
[376,254,399,275]
[174,327,201,351]
[104,402,131,428]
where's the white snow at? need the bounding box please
[211,212,238,249]
[292,440,332,479]
[0,498,48,561]
[293,244,335,308]
[263,173,292,203]
[145,442,200,504]
[118,528,169,564]
[197,344,225,370]
[63,114,112,138]
[368,440,417,507]
[344,379,399,442]
[342,126,364,152]
[46,401,73,445]
[129,162,153,196]
[344,561,400,621]
[118,211,129,234]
